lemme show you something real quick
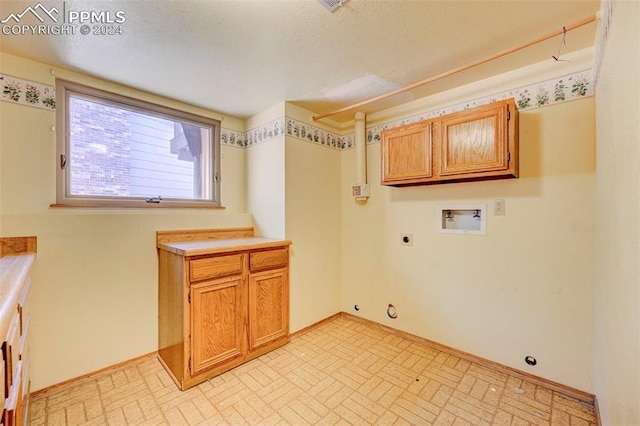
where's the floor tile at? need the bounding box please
[29,316,597,425]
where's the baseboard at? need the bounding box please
[31,314,339,398]
[340,312,596,406]
[290,312,343,338]
[29,351,157,398]
[30,314,341,398]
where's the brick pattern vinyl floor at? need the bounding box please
[29,316,598,425]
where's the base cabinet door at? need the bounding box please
[248,268,289,351]
[3,361,22,426]
[190,277,246,375]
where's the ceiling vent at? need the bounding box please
[316,0,345,13]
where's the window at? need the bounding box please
[55,80,221,207]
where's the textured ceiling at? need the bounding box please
[0,0,600,123]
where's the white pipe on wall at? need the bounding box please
[353,111,369,201]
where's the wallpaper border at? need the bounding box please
[1,69,593,150]
[241,68,594,149]
[1,74,56,110]
[363,69,593,145]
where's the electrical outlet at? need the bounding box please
[494,199,505,215]
[400,233,413,246]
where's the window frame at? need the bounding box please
[54,79,221,208]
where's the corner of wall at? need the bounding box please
[245,102,286,131]
[285,102,346,134]
[593,1,640,424]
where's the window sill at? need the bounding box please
[50,203,225,209]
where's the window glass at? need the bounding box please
[56,80,220,207]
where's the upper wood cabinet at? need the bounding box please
[381,121,432,184]
[381,98,518,186]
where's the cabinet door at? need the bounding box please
[190,277,246,375]
[3,361,22,426]
[248,268,289,351]
[438,101,512,177]
[381,121,432,184]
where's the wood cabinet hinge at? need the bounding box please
[188,357,191,371]
[507,106,511,122]
[508,151,511,163]
[188,291,191,304]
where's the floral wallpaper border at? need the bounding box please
[222,117,354,150]
[220,128,247,148]
[247,117,285,147]
[364,70,593,145]
[221,118,288,148]
[285,118,353,150]
[3,68,593,150]
[240,69,593,150]
[1,74,56,110]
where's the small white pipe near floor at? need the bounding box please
[353,111,369,201]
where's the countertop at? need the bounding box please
[158,237,292,257]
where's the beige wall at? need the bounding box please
[1,47,605,399]
[594,1,640,423]
[245,136,285,238]
[246,102,343,332]
[285,134,342,332]
[341,98,595,392]
[245,103,286,239]
[0,53,251,391]
[0,98,2,235]
[283,103,343,331]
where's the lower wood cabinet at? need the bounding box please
[3,277,31,426]
[157,233,291,390]
[0,241,35,426]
